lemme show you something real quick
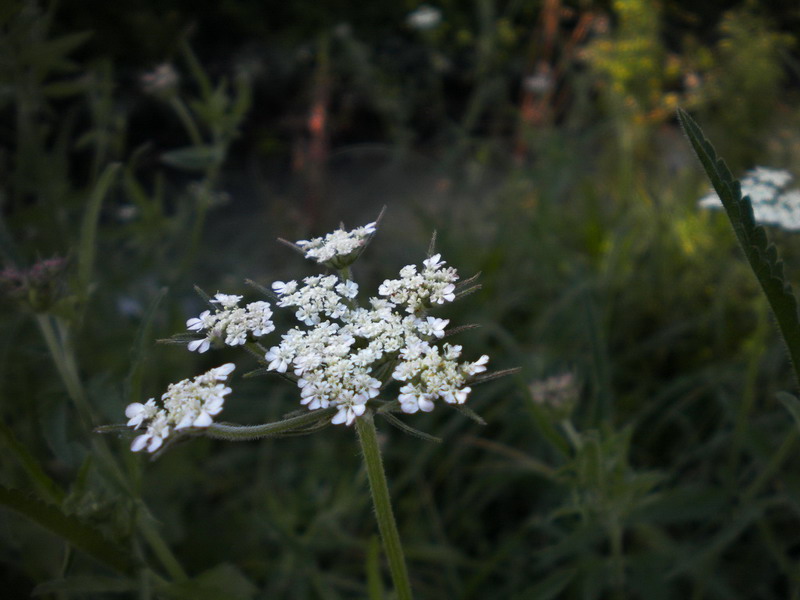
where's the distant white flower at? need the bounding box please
[699,167,800,231]
[126,364,235,453]
[407,5,442,30]
[141,63,179,96]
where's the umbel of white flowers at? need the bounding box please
[124,220,489,452]
[698,166,800,231]
[125,363,234,453]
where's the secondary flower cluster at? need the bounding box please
[698,167,800,231]
[186,293,275,353]
[121,219,490,451]
[295,221,377,267]
[125,364,234,452]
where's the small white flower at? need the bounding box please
[418,316,449,338]
[211,293,243,309]
[406,5,442,30]
[125,398,158,428]
[188,338,211,353]
[272,280,297,296]
[336,280,359,299]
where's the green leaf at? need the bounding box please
[452,403,487,425]
[33,576,136,596]
[678,108,800,384]
[0,421,64,504]
[379,411,442,443]
[78,163,120,294]
[0,485,137,575]
[160,145,223,172]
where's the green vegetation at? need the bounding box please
[3,0,800,597]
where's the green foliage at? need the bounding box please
[3,1,800,598]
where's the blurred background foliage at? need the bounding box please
[3,0,800,597]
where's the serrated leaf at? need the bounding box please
[678,108,800,383]
[161,145,223,172]
[0,485,137,575]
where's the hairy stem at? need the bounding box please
[355,411,413,600]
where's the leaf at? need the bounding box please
[0,421,64,504]
[379,412,442,443]
[78,163,120,294]
[678,108,800,383]
[0,485,137,575]
[160,145,223,172]
[452,403,487,425]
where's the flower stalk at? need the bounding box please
[355,410,413,600]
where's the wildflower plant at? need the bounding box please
[680,108,800,393]
[698,166,800,231]
[108,214,508,598]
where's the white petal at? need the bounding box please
[131,434,149,452]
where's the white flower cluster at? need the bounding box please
[186,293,275,353]
[272,275,357,325]
[266,253,488,425]
[296,221,376,266]
[378,254,457,313]
[699,167,800,231]
[125,364,235,453]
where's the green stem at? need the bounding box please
[206,408,336,440]
[35,314,94,428]
[168,97,204,147]
[137,507,188,581]
[609,517,626,600]
[35,314,186,581]
[355,411,413,600]
[742,428,799,504]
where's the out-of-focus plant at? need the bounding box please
[582,0,682,164]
